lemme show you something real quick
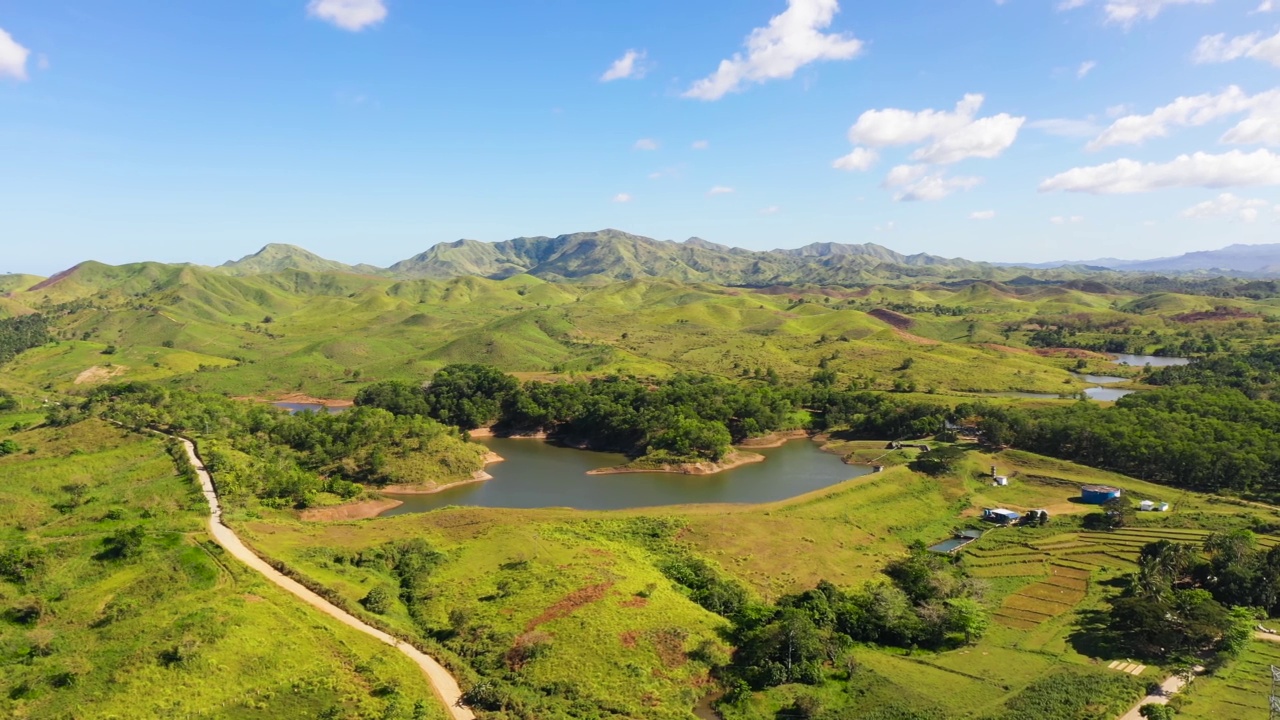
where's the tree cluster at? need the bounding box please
[0,314,50,365]
[78,383,485,508]
[1106,532,1268,665]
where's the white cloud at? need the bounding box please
[1087,86,1280,150]
[1058,0,1213,28]
[601,50,648,82]
[1255,0,1275,12]
[1040,149,1280,194]
[613,193,633,203]
[970,210,997,220]
[683,0,863,101]
[1050,215,1086,224]
[884,164,982,201]
[692,140,710,150]
[1194,30,1280,68]
[708,186,735,196]
[1181,192,1275,222]
[1077,60,1097,78]
[1106,104,1132,118]
[633,138,660,151]
[307,0,387,31]
[0,27,31,81]
[1029,118,1103,138]
[832,147,879,171]
[760,205,782,215]
[840,94,1024,165]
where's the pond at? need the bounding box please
[1073,373,1126,385]
[1109,354,1191,368]
[1083,387,1135,402]
[380,438,873,515]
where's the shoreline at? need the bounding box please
[586,451,766,476]
[300,497,404,522]
[734,429,809,449]
[238,392,355,409]
[380,450,505,495]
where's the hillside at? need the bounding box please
[219,243,376,276]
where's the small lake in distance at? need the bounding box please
[1109,354,1191,368]
[274,402,347,414]
[380,438,873,515]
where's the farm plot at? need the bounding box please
[1177,638,1280,719]
[994,574,1088,629]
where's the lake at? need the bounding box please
[380,438,873,515]
[1109,354,1191,368]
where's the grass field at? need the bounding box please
[0,416,449,720]
[227,442,1280,719]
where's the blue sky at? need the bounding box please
[2,0,1279,275]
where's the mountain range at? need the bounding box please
[13,231,1280,289]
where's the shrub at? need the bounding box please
[360,586,393,614]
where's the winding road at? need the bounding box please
[179,438,476,720]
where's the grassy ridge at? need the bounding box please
[5,264,1276,401]
[0,417,448,720]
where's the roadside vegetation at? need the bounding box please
[0,414,446,719]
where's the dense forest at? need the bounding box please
[952,351,1280,499]
[355,364,948,464]
[67,383,485,508]
[0,314,50,365]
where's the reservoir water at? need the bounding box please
[380,437,873,515]
[1109,354,1191,368]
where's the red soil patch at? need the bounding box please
[620,630,640,649]
[26,264,82,292]
[1173,307,1261,323]
[868,307,914,330]
[649,628,689,667]
[892,328,940,346]
[620,596,649,609]
[525,581,615,632]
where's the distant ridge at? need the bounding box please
[220,229,989,285]
[26,231,1280,287]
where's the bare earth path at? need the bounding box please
[179,438,475,720]
[1117,665,1203,720]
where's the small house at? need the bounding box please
[983,508,1022,524]
[1138,500,1156,512]
[994,476,1009,487]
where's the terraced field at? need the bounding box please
[1178,637,1280,719]
[965,528,1280,630]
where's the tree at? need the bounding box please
[910,446,966,477]
[1103,495,1136,530]
[99,526,146,561]
[945,597,989,644]
[647,415,732,462]
[0,439,19,456]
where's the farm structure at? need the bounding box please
[983,508,1022,524]
[1080,485,1122,505]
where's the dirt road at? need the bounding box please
[179,438,475,720]
[1116,666,1202,720]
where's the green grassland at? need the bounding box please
[0,416,448,720]
[232,443,1280,719]
[3,263,1277,401]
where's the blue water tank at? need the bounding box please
[1081,485,1122,504]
